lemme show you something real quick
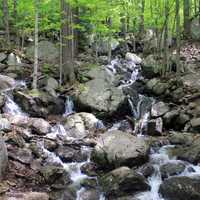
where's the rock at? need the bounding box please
[169,132,193,145]
[138,163,155,178]
[147,117,163,136]
[40,165,71,189]
[91,130,149,169]
[77,67,127,117]
[160,162,186,179]
[125,53,142,64]
[191,117,200,132]
[0,63,7,72]
[159,176,200,200]
[64,112,101,138]
[0,53,7,62]
[151,102,169,118]
[0,75,15,91]
[56,145,86,162]
[4,192,49,200]
[14,90,65,118]
[30,118,51,135]
[142,55,160,78]
[0,118,11,131]
[0,135,8,179]
[191,18,200,40]
[100,167,150,198]
[0,95,5,108]
[163,109,179,128]
[8,147,33,164]
[80,162,97,177]
[26,41,59,64]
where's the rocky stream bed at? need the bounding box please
[0,46,200,200]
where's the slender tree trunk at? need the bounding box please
[139,0,145,36]
[176,0,181,74]
[108,17,112,62]
[3,0,10,47]
[60,0,75,84]
[183,0,190,38]
[32,0,39,90]
[13,0,17,19]
[163,0,169,76]
[59,30,63,86]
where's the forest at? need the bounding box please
[0,0,199,200]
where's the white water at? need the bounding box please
[63,96,75,117]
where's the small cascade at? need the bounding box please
[63,96,75,117]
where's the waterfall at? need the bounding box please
[63,96,75,117]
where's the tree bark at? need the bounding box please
[139,0,145,36]
[32,0,39,90]
[183,0,190,38]
[60,0,75,84]
[2,0,10,47]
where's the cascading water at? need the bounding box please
[63,96,75,117]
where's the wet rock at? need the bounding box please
[56,145,86,162]
[64,112,102,138]
[125,53,142,64]
[80,178,98,188]
[92,130,149,169]
[151,102,169,118]
[44,138,58,151]
[77,67,127,118]
[0,53,7,62]
[191,117,200,132]
[160,162,186,179]
[159,176,200,200]
[4,192,49,200]
[76,188,100,200]
[80,162,97,177]
[168,132,193,145]
[147,117,163,136]
[40,165,71,189]
[0,118,11,131]
[0,135,8,179]
[0,95,5,108]
[138,163,155,178]
[30,118,51,135]
[6,131,25,148]
[163,109,179,128]
[8,147,33,164]
[100,167,150,198]
[0,75,15,91]
[13,90,65,118]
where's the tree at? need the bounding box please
[32,0,39,89]
[2,0,10,47]
[60,0,75,84]
[183,0,190,38]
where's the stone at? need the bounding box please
[30,118,51,135]
[77,67,127,117]
[147,117,163,136]
[159,176,200,200]
[163,110,179,128]
[160,162,186,179]
[191,118,200,131]
[191,18,200,40]
[91,130,149,169]
[0,135,8,179]
[125,53,142,64]
[151,102,169,118]
[138,163,155,178]
[4,192,49,200]
[0,75,15,91]
[80,162,97,177]
[0,118,11,131]
[0,53,7,62]
[100,167,150,198]
[0,95,5,108]
[168,132,193,146]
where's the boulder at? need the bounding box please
[0,53,7,62]
[0,95,5,108]
[151,102,169,118]
[64,112,103,138]
[77,67,127,117]
[191,117,200,132]
[160,162,186,179]
[30,118,51,135]
[91,130,149,169]
[13,90,65,118]
[0,118,11,131]
[159,176,200,200]
[168,132,193,146]
[100,167,150,198]
[0,75,15,91]
[26,41,59,64]
[125,53,142,64]
[4,192,49,200]
[0,135,8,179]
[147,117,163,136]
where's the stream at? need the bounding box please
[2,56,200,200]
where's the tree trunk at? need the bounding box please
[139,0,145,36]
[176,0,181,74]
[32,0,39,90]
[183,0,190,38]
[3,0,10,47]
[60,0,75,84]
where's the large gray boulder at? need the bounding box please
[0,75,15,91]
[77,67,127,117]
[26,41,59,63]
[151,101,170,118]
[0,134,8,179]
[91,130,149,169]
[159,176,200,200]
[100,167,150,198]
